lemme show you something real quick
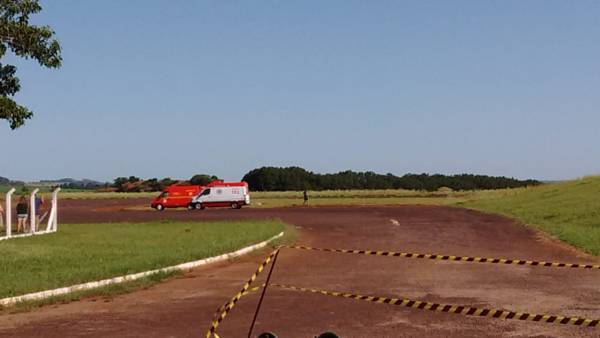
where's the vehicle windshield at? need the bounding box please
[158,192,168,198]
[201,189,211,196]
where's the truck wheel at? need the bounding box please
[196,203,205,210]
[317,333,339,338]
[231,202,239,209]
[257,333,278,338]
[156,204,164,211]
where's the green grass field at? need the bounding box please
[459,176,600,255]
[0,220,284,299]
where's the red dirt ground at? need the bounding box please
[1,199,599,337]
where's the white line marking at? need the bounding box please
[390,219,400,226]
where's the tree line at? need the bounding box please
[1,175,221,193]
[4,169,541,193]
[111,174,219,192]
[242,166,541,191]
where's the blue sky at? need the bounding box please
[1,1,599,182]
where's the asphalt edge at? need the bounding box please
[0,231,284,306]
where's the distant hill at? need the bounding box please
[0,177,106,190]
[37,178,106,186]
[35,178,106,189]
[0,176,24,186]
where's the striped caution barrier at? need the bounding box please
[270,283,600,328]
[287,245,600,270]
[206,249,279,338]
[209,282,600,329]
[207,245,600,336]
[211,286,261,324]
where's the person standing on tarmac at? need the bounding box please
[303,189,309,206]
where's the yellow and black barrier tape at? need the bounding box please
[271,283,600,328]
[287,245,600,270]
[212,286,261,323]
[206,249,279,338]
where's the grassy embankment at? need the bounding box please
[0,220,285,301]
[459,176,600,255]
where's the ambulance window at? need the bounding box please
[159,192,168,198]
[201,189,211,196]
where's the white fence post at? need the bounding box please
[54,188,60,231]
[5,188,15,238]
[30,188,40,233]
[46,188,60,232]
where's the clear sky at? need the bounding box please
[1,1,599,182]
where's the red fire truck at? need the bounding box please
[151,185,202,211]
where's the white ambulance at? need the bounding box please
[188,180,250,210]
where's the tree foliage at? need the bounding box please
[190,174,219,186]
[111,174,218,192]
[112,177,178,192]
[242,166,541,191]
[1,0,61,129]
